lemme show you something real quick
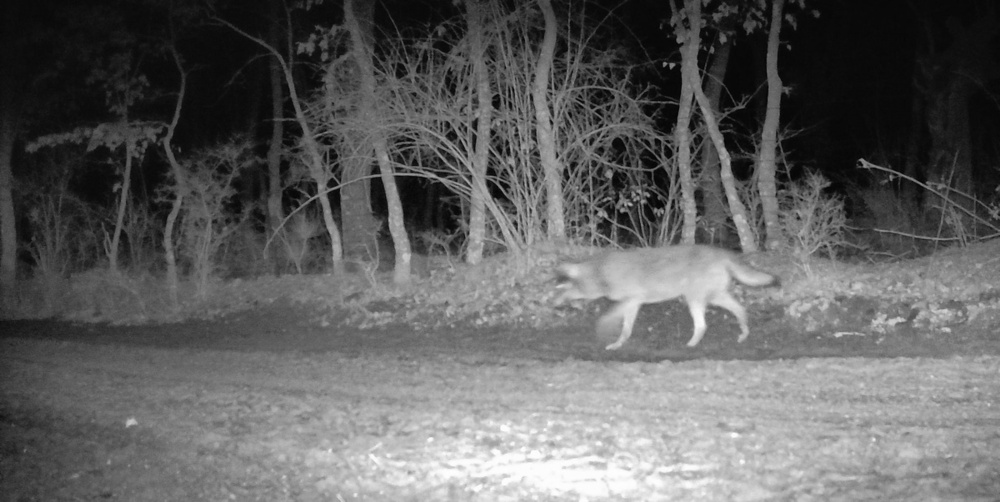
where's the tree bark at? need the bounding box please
[757,0,785,251]
[691,79,756,252]
[161,35,190,310]
[339,0,378,261]
[464,0,493,264]
[266,0,286,268]
[346,0,411,284]
[0,87,18,313]
[698,39,732,245]
[215,15,345,276]
[108,124,134,272]
[533,0,564,244]
[673,0,701,245]
[0,0,25,312]
[921,7,996,227]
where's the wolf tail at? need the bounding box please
[725,259,779,287]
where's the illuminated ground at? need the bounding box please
[2,301,999,501]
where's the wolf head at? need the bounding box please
[553,262,605,303]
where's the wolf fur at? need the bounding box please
[555,245,778,349]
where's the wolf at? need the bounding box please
[554,245,778,350]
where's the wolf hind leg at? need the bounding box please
[684,299,709,347]
[600,301,641,350]
[710,290,750,342]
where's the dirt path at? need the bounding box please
[3,318,1000,501]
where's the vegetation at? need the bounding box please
[1,0,998,328]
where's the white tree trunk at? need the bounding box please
[465,0,493,264]
[691,80,757,252]
[673,0,701,245]
[698,40,732,245]
[216,15,345,276]
[108,132,133,272]
[162,41,190,309]
[346,0,411,284]
[291,113,344,276]
[533,0,564,244]
[757,0,785,251]
[675,0,756,251]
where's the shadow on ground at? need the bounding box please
[3,298,999,362]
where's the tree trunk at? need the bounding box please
[163,190,183,308]
[757,0,785,251]
[1,0,24,313]
[698,38,732,245]
[340,0,378,261]
[210,15,346,275]
[162,40,190,310]
[309,148,345,277]
[534,0,564,244]
[0,92,17,313]
[919,7,996,230]
[346,0,411,284]
[691,80,757,252]
[108,131,134,272]
[266,0,286,269]
[340,151,377,260]
[673,0,701,245]
[422,181,438,230]
[465,0,493,264]
[374,146,411,284]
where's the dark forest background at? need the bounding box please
[1,0,999,314]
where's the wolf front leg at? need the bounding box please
[684,299,709,347]
[601,301,641,350]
